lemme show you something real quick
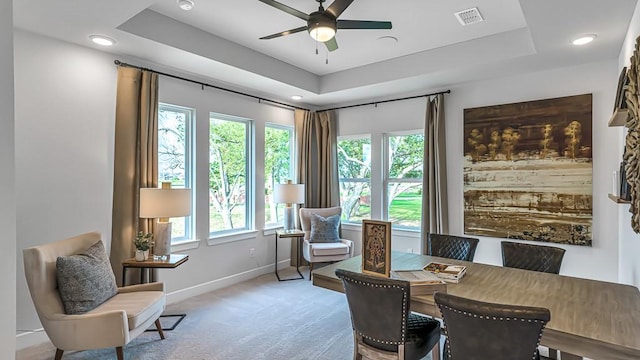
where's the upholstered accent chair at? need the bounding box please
[299,207,353,278]
[434,292,550,360]
[423,233,479,261]
[23,232,166,360]
[501,241,566,274]
[336,269,441,360]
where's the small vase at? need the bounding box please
[135,249,148,261]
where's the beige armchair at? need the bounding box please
[299,207,354,278]
[23,232,166,360]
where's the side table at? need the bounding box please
[275,230,305,281]
[122,254,189,331]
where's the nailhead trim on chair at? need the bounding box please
[436,303,547,360]
[343,277,407,345]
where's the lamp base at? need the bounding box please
[283,206,296,231]
[154,221,172,258]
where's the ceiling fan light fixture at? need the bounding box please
[309,25,336,42]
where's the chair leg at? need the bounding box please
[116,346,124,360]
[155,318,166,339]
[353,331,361,360]
[432,340,440,360]
[309,262,314,281]
[54,349,64,360]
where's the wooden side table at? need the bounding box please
[122,254,189,331]
[275,230,305,281]
[122,254,189,285]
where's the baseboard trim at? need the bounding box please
[165,259,292,304]
[16,329,49,351]
[16,259,294,351]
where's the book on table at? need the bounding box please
[390,270,447,296]
[423,262,467,283]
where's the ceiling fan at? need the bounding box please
[258,0,392,52]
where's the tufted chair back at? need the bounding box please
[501,241,566,274]
[424,233,479,261]
[435,292,550,360]
[336,269,442,359]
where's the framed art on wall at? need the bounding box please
[361,220,392,277]
[463,94,593,246]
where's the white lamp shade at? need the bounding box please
[139,188,192,218]
[273,183,305,204]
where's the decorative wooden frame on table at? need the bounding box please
[623,36,640,233]
[361,220,391,277]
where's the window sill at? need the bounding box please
[171,239,200,252]
[262,225,283,236]
[207,230,259,246]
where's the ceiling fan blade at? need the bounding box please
[325,0,354,18]
[324,37,338,52]
[257,0,309,21]
[337,20,392,30]
[259,26,308,40]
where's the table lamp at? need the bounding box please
[140,182,191,258]
[274,180,305,231]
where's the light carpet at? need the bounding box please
[17,268,439,360]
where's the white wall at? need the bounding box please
[617,0,640,287]
[2,0,17,357]
[337,60,621,282]
[13,30,298,348]
[14,30,117,347]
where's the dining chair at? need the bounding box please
[335,269,441,360]
[423,233,479,261]
[434,292,550,360]
[501,241,566,274]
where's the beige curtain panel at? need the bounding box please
[293,109,340,265]
[110,67,159,286]
[421,94,449,242]
[295,109,340,208]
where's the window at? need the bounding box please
[384,132,424,229]
[158,103,194,242]
[264,124,294,227]
[209,113,253,236]
[338,136,371,223]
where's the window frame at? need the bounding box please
[337,134,372,224]
[208,112,255,239]
[157,103,195,244]
[382,130,424,230]
[264,123,295,229]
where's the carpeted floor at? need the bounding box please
[16,268,440,360]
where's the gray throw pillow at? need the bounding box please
[310,213,341,243]
[56,240,118,314]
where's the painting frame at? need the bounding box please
[361,220,392,277]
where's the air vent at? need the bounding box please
[454,7,484,26]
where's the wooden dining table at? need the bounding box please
[312,252,640,360]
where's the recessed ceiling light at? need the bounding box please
[89,35,115,46]
[291,95,303,100]
[177,0,195,11]
[572,34,596,46]
[377,36,398,43]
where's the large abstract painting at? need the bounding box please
[463,94,592,246]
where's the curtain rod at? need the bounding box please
[113,60,310,112]
[321,89,451,112]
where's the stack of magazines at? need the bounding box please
[390,269,447,296]
[423,262,467,283]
